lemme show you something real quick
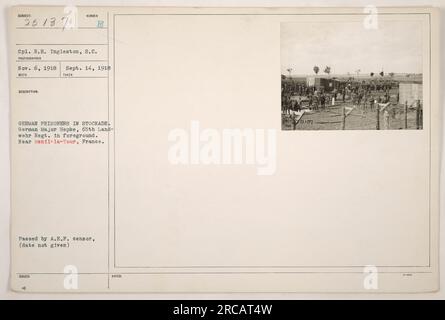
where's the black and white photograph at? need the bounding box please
[281,20,424,130]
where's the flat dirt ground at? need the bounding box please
[282,103,421,130]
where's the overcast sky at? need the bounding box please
[281,20,423,76]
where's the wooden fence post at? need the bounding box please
[416,100,421,129]
[376,105,380,130]
[342,106,346,130]
[419,102,423,129]
[404,101,408,129]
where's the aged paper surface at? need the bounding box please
[9,6,440,292]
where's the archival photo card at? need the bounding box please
[8,6,439,293]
